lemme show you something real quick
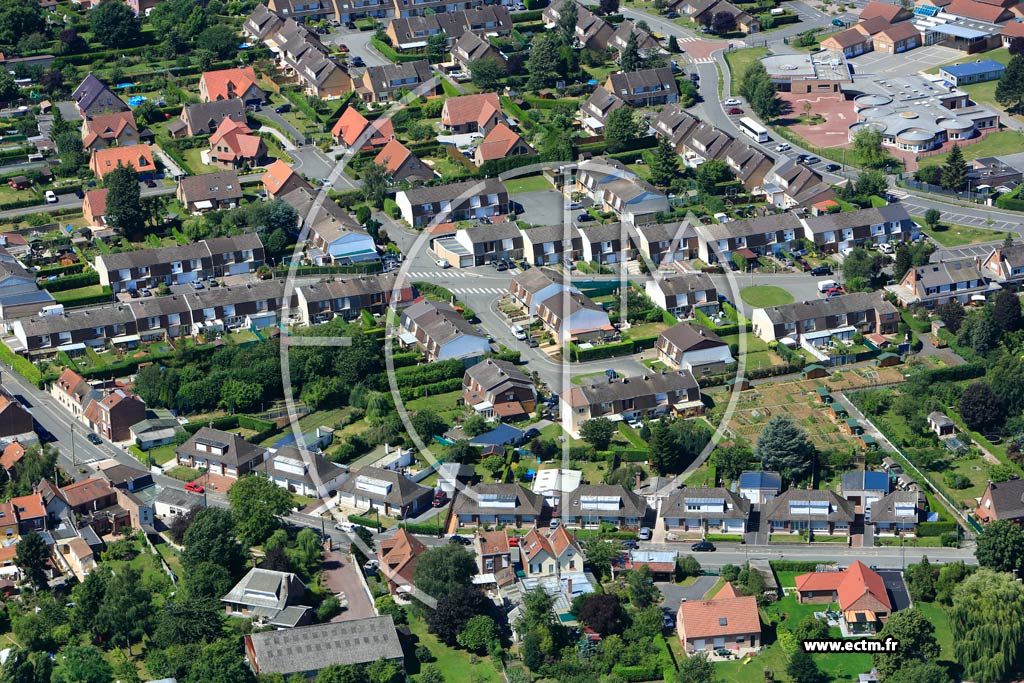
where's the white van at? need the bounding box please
[511,325,528,341]
[770,7,785,15]
[44,190,57,204]
[817,279,840,293]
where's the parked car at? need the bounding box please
[86,433,102,445]
[523,427,541,441]
[526,338,539,348]
[622,539,639,550]
[334,520,355,532]
[145,178,157,188]
[549,519,560,529]
[346,21,357,29]
[666,11,678,18]
[337,44,350,52]
[775,143,791,152]
[810,265,833,276]
[723,98,742,106]
[626,417,643,429]
[141,289,152,297]
[508,536,520,547]
[129,289,141,299]
[691,540,716,552]
[663,612,675,629]
[824,163,841,172]
[191,281,205,290]
[798,154,820,165]
[832,17,846,26]
[432,490,448,507]
[351,56,365,67]
[435,258,450,268]
[449,534,472,545]
[185,481,204,493]
[825,287,844,296]
[638,527,652,541]
[727,107,743,115]
[44,190,57,204]
[275,103,292,113]
[568,201,584,209]
[577,212,594,222]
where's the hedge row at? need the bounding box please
[35,262,86,277]
[273,263,383,276]
[371,37,428,63]
[769,560,820,572]
[567,335,658,362]
[611,664,660,682]
[698,361,804,387]
[0,342,44,388]
[398,377,464,400]
[917,521,957,537]
[398,522,444,535]
[54,287,113,308]
[390,352,420,369]
[758,12,800,26]
[348,514,381,530]
[39,271,100,292]
[393,358,465,387]
[0,197,49,211]
[511,9,545,22]
[915,362,985,383]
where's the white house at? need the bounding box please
[536,291,613,343]
[531,468,583,508]
[660,487,750,534]
[521,525,584,577]
[508,268,578,316]
[258,446,348,498]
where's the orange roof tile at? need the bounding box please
[375,138,414,174]
[60,478,115,509]
[521,525,578,562]
[442,93,501,128]
[0,443,25,471]
[378,528,427,587]
[10,493,44,520]
[795,561,891,612]
[201,66,259,102]
[478,529,510,556]
[331,107,395,148]
[715,581,742,599]
[0,545,16,565]
[476,123,529,162]
[678,590,761,640]
[944,0,1009,21]
[91,145,155,179]
[858,1,910,22]
[83,188,108,218]
[1003,21,1024,38]
[209,118,262,161]
[262,160,298,196]
[82,111,137,148]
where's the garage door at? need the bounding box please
[693,639,705,651]
[714,637,726,648]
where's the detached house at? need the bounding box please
[521,525,583,577]
[72,74,129,117]
[677,583,761,655]
[869,490,924,535]
[208,119,267,170]
[177,171,244,213]
[580,87,626,134]
[536,290,613,343]
[89,145,156,181]
[442,93,505,135]
[794,561,892,633]
[82,189,109,227]
[656,322,734,374]
[890,258,992,307]
[257,446,346,498]
[331,107,395,150]
[377,528,427,595]
[452,483,546,528]
[175,428,267,479]
[199,66,265,105]
[337,467,433,518]
[976,478,1024,524]
[980,242,1024,287]
[359,60,436,103]
[400,298,491,361]
[168,98,247,138]
[645,273,718,319]
[451,32,504,72]
[222,567,312,628]
[475,529,514,585]
[509,267,578,316]
[604,67,678,108]
[475,124,535,167]
[660,487,750,534]
[82,111,142,151]
[463,358,537,421]
[562,484,647,529]
[764,489,855,537]
[375,139,432,183]
[562,371,703,434]
[262,159,310,200]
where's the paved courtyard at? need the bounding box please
[778,93,855,149]
[322,546,377,621]
[657,576,719,611]
[848,45,960,78]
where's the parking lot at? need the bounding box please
[848,45,960,77]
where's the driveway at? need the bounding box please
[290,146,361,191]
[657,576,719,611]
[322,546,376,621]
[876,569,912,611]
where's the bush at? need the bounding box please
[347,514,381,530]
[39,270,100,292]
[384,198,401,219]
[917,521,956,537]
[940,531,959,547]
[398,522,443,535]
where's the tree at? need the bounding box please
[581,537,621,580]
[557,0,578,46]
[650,417,711,475]
[0,73,18,105]
[599,0,620,14]
[893,245,912,281]
[951,569,1024,683]
[227,475,294,546]
[456,614,499,653]
[197,24,237,59]
[940,144,968,192]
[886,662,954,683]
[462,413,489,437]
[16,532,49,589]
[419,664,445,683]
[711,444,752,482]
[711,11,737,35]
[976,519,1024,573]
[872,607,940,679]
[959,382,1006,434]
[790,615,829,644]
[426,589,491,645]
[842,247,881,284]
[695,158,732,195]
[0,0,45,48]
[52,646,112,683]
[1011,36,1024,57]
[993,288,1022,333]
[91,0,143,48]
[852,128,888,169]
[855,169,888,198]
[471,57,505,91]
[649,136,679,188]
[997,54,1024,111]
[621,30,642,72]
[756,416,815,483]
[750,78,782,121]
[181,507,246,578]
[572,593,626,635]
[924,208,941,229]
[935,300,965,334]
[153,596,225,649]
[738,62,768,103]
[676,652,716,683]
[411,410,447,439]
[668,35,681,53]
[186,638,255,683]
[219,378,262,413]
[412,544,478,599]
[627,565,660,608]
[936,560,973,605]
[104,163,144,234]
[361,163,387,209]
[787,649,822,683]
[527,34,562,90]
[904,556,938,603]
[580,417,616,451]
[605,107,644,153]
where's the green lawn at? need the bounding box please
[720,332,776,370]
[912,216,1008,247]
[930,47,1012,73]
[51,284,108,303]
[917,130,1024,169]
[165,466,202,482]
[914,601,954,660]
[147,443,178,466]
[180,146,221,175]
[571,371,607,385]
[406,614,502,683]
[405,389,465,421]
[504,174,554,194]
[739,286,794,308]
[723,48,769,91]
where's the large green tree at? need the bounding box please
[976,519,1024,573]
[197,24,238,60]
[227,475,294,546]
[580,417,616,451]
[361,162,387,209]
[605,107,644,153]
[750,78,782,122]
[556,0,578,46]
[91,0,143,48]
[786,649,822,683]
[104,163,145,235]
[940,144,967,192]
[755,415,815,483]
[649,135,679,188]
[93,567,154,647]
[153,596,226,649]
[650,417,711,475]
[0,0,45,48]
[996,54,1024,111]
[181,507,247,578]
[471,57,506,91]
[16,532,50,589]
[695,158,733,195]
[676,651,716,683]
[852,128,889,169]
[950,569,1024,683]
[527,33,563,90]
[412,544,478,599]
[993,288,1022,333]
[52,646,112,683]
[886,662,954,683]
[959,382,1005,434]
[620,30,642,72]
[872,607,940,678]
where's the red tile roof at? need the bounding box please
[262,159,299,196]
[82,111,137,148]
[331,107,394,148]
[795,561,891,612]
[83,188,108,219]
[677,584,761,640]
[90,145,155,179]
[876,22,921,44]
[209,118,262,161]
[442,93,502,128]
[10,493,44,520]
[375,138,415,174]
[201,67,259,102]
[0,442,25,471]
[478,529,511,556]
[521,525,577,562]
[476,123,529,162]
[60,478,115,508]
[378,528,427,588]
[944,0,1010,22]
[1002,21,1024,38]
[858,0,910,22]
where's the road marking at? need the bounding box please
[452,287,505,295]
[690,57,715,64]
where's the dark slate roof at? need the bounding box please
[564,484,647,519]
[983,478,1024,520]
[738,471,782,490]
[337,467,432,507]
[763,488,855,522]
[659,322,726,352]
[662,487,750,519]
[841,470,890,493]
[452,483,546,516]
[247,616,403,675]
[176,427,266,468]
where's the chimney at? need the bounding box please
[566,577,573,595]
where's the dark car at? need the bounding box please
[129,289,141,299]
[449,534,472,545]
[691,540,716,552]
[797,258,811,271]
[810,265,833,276]
[495,261,509,271]
[86,433,102,445]
[346,21,357,28]
[622,539,639,550]
[519,261,531,270]
[275,103,292,113]
[145,178,157,188]
[526,338,539,348]
[523,427,541,441]
[825,163,841,172]
[577,213,594,222]
[666,10,678,17]
[351,56,365,67]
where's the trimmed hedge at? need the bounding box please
[39,271,100,292]
[371,37,428,63]
[917,521,956,537]
[567,335,658,362]
[53,286,113,308]
[769,560,820,572]
[348,514,382,530]
[398,522,444,535]
[0,342,43,388]
[611,664,660,682]
[393,359,464,387]
[35,262,85,277]
[915,362,986,383]
[512,9,545,21]
[398,377,464,400]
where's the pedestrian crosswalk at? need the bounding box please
[678,36,700,43]
[451,287,507,295]
[689,57,715,64]
[403,270,476,278]
[887,189,910,200]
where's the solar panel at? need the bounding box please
[688,497,726,506]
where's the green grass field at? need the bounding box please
[723,48,769,92]
[739,286,794,308]
[917,130,1024,169]
[503,174,554,194]
[912,216,1007,247]
[406,614,502,682]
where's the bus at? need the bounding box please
[738,116,769,143]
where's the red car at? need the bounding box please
[825,287,844,296]
[508,536,520,547]
[727,107,743,115]
[185,481,204,494]
[337,44,349,52]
